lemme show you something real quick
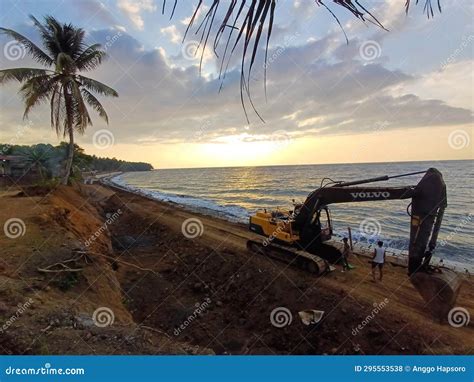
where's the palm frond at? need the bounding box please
[50,83,67,136]
[81,88,109,124]
[76,75,119,97]
[406,0,442,17]
[0,68,52,84]
[70,80,92,134]
[19,74,58,118]
[50,82,63,133]
[172,0,442,122]
[0,27,54,67]
[75,44,107,71]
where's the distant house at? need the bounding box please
[0,155,28,177]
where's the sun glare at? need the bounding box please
[200,134,278,165]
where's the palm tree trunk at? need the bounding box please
[37,164,44,182]
[62,126,74,185]
[62,86,74,185]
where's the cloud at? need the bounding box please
[0,19,471,153]
[402,60,474,110]
[72,0,120,26]
[160,25,182,44]
[53,29,468,148]
[117,0,156,30]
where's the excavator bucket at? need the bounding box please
[410,268,464,321]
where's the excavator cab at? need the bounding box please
[316,207,333,242]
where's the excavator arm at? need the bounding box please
[293,168,461,319]
[294,168,445,273]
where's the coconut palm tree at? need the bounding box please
[0,15,118,185]
[17,145,52,181]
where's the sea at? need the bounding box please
[111,160,472,265]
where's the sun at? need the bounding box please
[199,134,284,166]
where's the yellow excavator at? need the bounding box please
[247,168,463,320]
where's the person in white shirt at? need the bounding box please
[372,241,386,282]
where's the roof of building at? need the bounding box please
[0,155,23,161]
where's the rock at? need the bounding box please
[75,313,95,329]
[192,282,202,292]
[216,301,223,307]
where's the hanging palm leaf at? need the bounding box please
[163,0,441,122]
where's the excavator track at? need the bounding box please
[246,240,333,276]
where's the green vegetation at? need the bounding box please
[1,143,153,177]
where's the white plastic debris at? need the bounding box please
[298,310,325,326]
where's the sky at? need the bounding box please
[0,0,472,169]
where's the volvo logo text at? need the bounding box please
[350,191,391,199]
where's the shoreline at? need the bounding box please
[101,173,473,275]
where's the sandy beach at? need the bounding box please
[0,183,472,355]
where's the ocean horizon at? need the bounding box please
[152,158,473,171]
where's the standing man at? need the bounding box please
[372,241,386,282]
[341,237,352,272]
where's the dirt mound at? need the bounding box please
[97,186,473,355]
[14,185,55,198]
[0,185,211,355]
